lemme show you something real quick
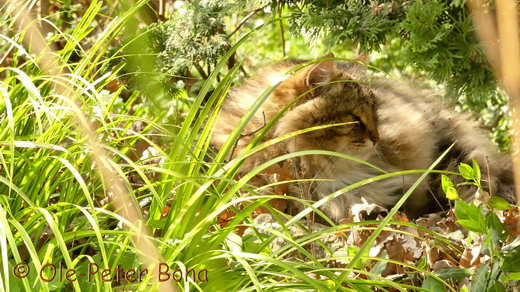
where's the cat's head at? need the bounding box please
[274,56,379,158]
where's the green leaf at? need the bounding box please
[471,263,490,292]
[441,174,454,191]
[243,234,271,255]
[369,251,388,277]
[457,219,484,233]
[487,280,506,292]
[148,219,165,229]
[489,196,512,210]
[458,163,474,180]
[225,231,243,253]
[346,246,365,270]
[422,276,445,292]
[507,272,520,280]
[485,211,504,235]
[353,284,374,292]
[502,246,520,272]
[472,160,481,182]
[454,200,470,219]
[445,187,459,200]
[466,203,484,222]
[434,268,473,282]
[454,200,485,233]
[417,256,427,270]
[441,175,459,200]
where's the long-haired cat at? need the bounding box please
[211,55,515,222]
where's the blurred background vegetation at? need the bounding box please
[21,0,506,149]
[0,0,507,146]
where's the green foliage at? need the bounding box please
[401,0,495,98]
[284,0,403,51]
[422,275,446,292]
[434,268,473,282]
[5,4,428,290]
[107,0,231,131]
[274,0,511,149]
[502,241,520,273]
[441,160,518,291]
[441,159,485,201]
[442,174,460,200]
[449,199,514,290]
[278,0,495,101]
[455,200,487,233]
[151,1,229,77]
[489,196,513,210]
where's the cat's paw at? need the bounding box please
[348,198,388,222]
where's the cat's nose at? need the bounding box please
[368,130,379,145]
[364,138,376,147]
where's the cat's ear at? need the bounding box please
[305,53,336,89]
[349,54,370,77]
[353,54,368,63]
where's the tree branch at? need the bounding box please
[227,6,266,39]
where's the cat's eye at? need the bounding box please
[351,116,365,128]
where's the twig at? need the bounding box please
[194,62,208,79]
[239,111,267,138]
[279,7,286,57]
[486,155,492,197]
[227,6,266,39]
[229,111,267,159]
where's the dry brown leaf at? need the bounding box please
[459,247,472,268]
[393,212,409,222]
[504,208,520,236]
[161,205,171,219]
[217,209,236,228]
[435,210,462,235]
[427,247,440,267]
[469,242,483,267]
[460,240,486,269]
[105,79,121,92]
[432,259,456,271]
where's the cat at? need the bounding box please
[211,54,515,222]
